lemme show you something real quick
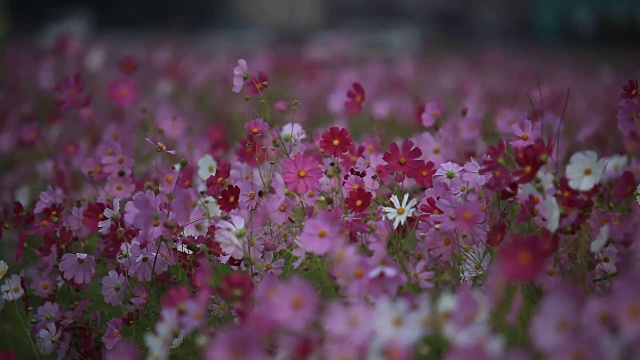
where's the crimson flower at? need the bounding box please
[480,139,506,175]
[118,56,138,75]
[345,187,372,213]
[344,82,366,115]
[486,221,507,246]
[218,272,254,304]
[382,139,423,182]
[205,163,231,197]
[218,185,240,213]
[613,171,636,201]
[414,160,435,188]
[497,235,549,284]
[54,73,91,112]
[319,127,352,157]
[620,79,638,99]
[512,138,552,184]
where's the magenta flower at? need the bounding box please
[244,118,269,136]
[382,139,423,181]
[108,78,140,109]
[103,318,123,350]
[282,153,323,194]
[145,133,176,154]
[204,326,266,360]
[59,253,96,285]
[102,270,127,305]
[232,59,249,93]
[54,73,91,112]
[268,276,319,331]
[344,82,366,115]
[450,200,484,233]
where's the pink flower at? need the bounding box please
[497,235,548,283]
[298,210,344,255]
[102,318,123,350]
[244,118,269,136]
[450,200,484,233]
[105,340,140,360]
[510,119,540,147]
[102,270,127,305]
[282,153,323,194]
[108,78,140,109]
[124,190,161,230]
[232,59,248,93]
[420,99,443,128]
[54,73,91,112]
[59,253,96,285]
[344,82,366,115]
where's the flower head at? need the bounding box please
[565,150,605,191]
[510,119,540,148]
[620,78,638,99]
[345,82,366,115]
[0,260,7,280]
[282,153,323,194]
[232,59,249,93]
[382,139,423,182]
[1,274,24,301]
[54,73,91,112]
[319,126,352,157]
[382,193,417,229]
[59,253,96,285]
[421,99,443,128]
[244,118,269,136]
[108,78,140,109]
[146,133,176,154]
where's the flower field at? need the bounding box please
[1,35,640,359]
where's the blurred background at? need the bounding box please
[2,0,640,49]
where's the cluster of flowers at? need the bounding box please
[1,35,640,359]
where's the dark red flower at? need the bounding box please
[620,79,638,99]
[320,127,352,157]
[218,185,240,212]
[218,272,254,303]
[235,135,266,166]
[512,138,552,184]
[54,73,91,112]
[497,235,549,284]
[344,82,366,115]
[205,162,231,197]
[345,187,372,213]
[486,222,507,246]
[480,139,506,175]
[613,170,636,201]
[118,56,138,75]
[83,202,106,233]
[382,139,423,182]
[414,160,435,188]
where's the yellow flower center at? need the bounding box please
[298,170,306,178]
[318,229,327,238]
[397,207,405,215]
[252,127,259,134]
[398,157,407,166]
[355,200,362,206]
[332,139,340,146]
[521,134,529,141]
[584,167,592,175]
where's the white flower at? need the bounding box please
[216,214,247,260]
[636,184,640,205]
[37,322,61,355]
[565,151,605,191]
[176,244,193,255]
[0,260,8,280]
[601,154,628,181]
[543,195,559,233]
[590,224,609,253]
[382,193,417,229]
[1,274,24,301]
[201,196,221,218]
[371,297,423,348]
[197,154,217,181]
[460,245,491,282]
[98,199,120,235]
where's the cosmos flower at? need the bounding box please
[382,193,417,229]
[108,78,140,109]
[282,153,323,194]
[565,151,605,191]
[344,82,366,115]
[232,59,249,93]
[59,253,96,285]
[319,126,352,157]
